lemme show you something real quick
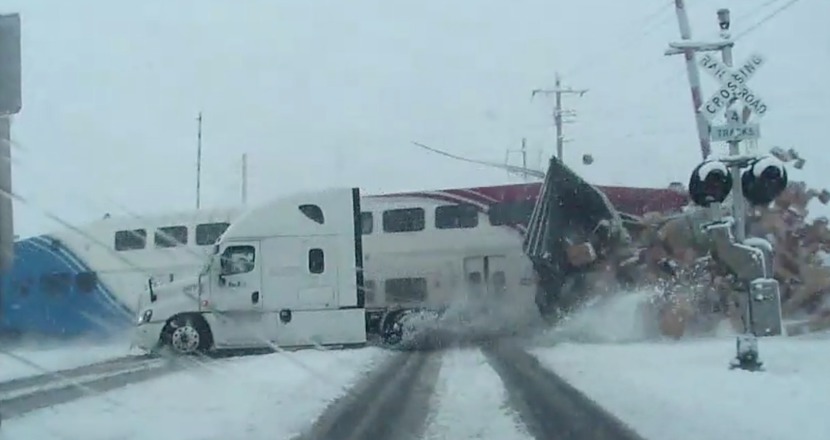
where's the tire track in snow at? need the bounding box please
[0,355,205,419]
[484,341,646,440]
[0,354,154,395]
[296,350,440,440]
[422,347,534,440]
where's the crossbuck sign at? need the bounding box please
[698,52,768,121]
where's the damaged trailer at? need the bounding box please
[522,156,689,324]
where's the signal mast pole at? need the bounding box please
[667,4,782,372]
[532,72,587,163]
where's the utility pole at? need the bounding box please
[241,153,248,205]
[531,72,587,163]
[520,137,527,178]
[195,111,202,210]
[664,0,712,160]
[504,138,530,182]
[0,13,21,327]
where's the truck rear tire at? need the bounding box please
[380,310,405,346]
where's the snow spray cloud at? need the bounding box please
[534,288,662,346]
[388,283,546,350]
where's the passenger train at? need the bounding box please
[0,181,689,341]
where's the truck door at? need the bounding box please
[298,237,338,308]
[258,237,338,310]
[258,237,339,307]
[210,241,265,345]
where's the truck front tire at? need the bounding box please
[162,314,213,355]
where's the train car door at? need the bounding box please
[462,255,508,300]
[463,257,486,300]
[486,256,508,299]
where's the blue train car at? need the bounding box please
[0,209,239,339]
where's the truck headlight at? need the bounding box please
[137,309,153,324]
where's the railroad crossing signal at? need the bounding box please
[698,52,768,121]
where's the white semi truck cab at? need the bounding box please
[132,187,367,355]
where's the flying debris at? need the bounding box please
[531,147,830,339]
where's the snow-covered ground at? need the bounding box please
[2,327,828,439]
[532,337,830,440]
[4,292,829,440]
[0,341,137,382]
[530,291,830,440]
[0,347,388,440]
[423,348,532,440]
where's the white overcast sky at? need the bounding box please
[2,0,828,238]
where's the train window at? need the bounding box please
[114,229,146,251]
[361,212,373,235]
[435,204,478,229]
[382,208,425,233]
[76,272,98,294]
[384,277,427,302]
[41,272,71,296]
[220,245,255,275]
[154,225,188,248]
[488,200,535,226]
[308,248,325,274]
[363,279,376,303]
[196,222,230,246]
[299,204,325,225]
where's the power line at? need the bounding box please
[566,0,804,92]
[735,0,785,23]
[580,0,812,151]
[736,0,806,40]
[561,1,675,78]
